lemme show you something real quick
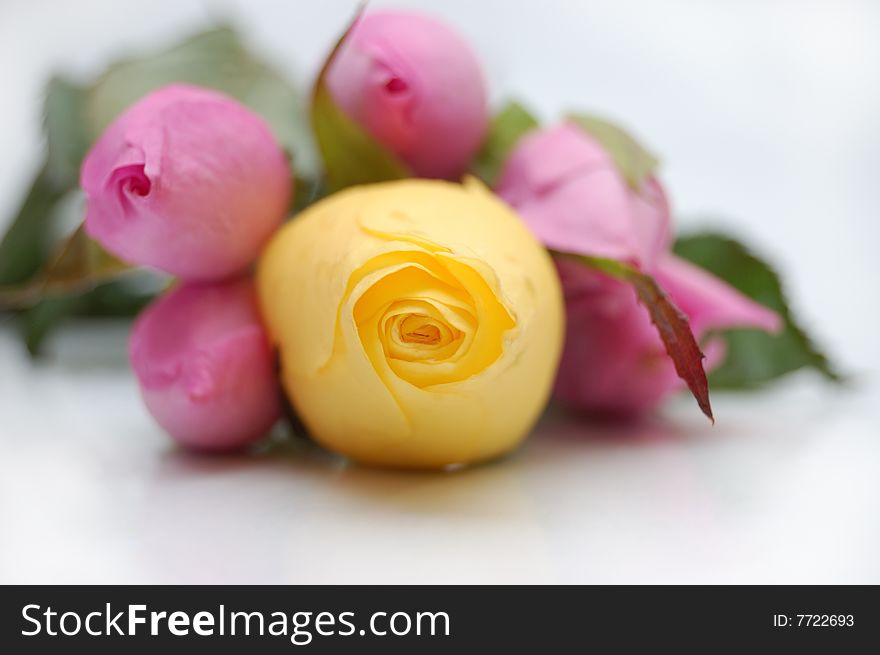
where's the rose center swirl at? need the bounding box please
[398,316,446,345]
[348,248,515,389]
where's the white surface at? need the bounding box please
[1,0,879,583]
[1,325,878,584]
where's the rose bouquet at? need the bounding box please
[0,9,839,469]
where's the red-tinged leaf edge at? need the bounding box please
[552,251,714,423]
[674,230,843,388]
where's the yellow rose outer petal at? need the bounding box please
[257,178,563,469]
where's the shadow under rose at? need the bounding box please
[131,410,737,582]
[146,407,713,512]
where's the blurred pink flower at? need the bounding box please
[497,122,781,414]
[552,257,780,415]
[497,122,671,270]
[130,278,280,450]
[81,84,291,280]
[326,11,488,179]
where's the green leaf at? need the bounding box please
[311,10,410,192]
[18,281,156,356]
[0,167,67,286]
[553,251,713,422]
[673,231,841,388]
[0,77,93,289]
[36,27,317,198]
[472,100,539,185]
[1,25,316,349]
[85,27,316,175]
[291,175,326,215]
[76,280,156,318]
[44,77,91,189]
[0,86,96,293]
[4,26,315,275]
[568,113,659,190]
[0,225,132,309]
[20,296,85,356]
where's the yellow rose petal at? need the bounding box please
[257,178,563,468]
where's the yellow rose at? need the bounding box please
[257,178,563,468]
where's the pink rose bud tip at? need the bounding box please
[81,84,291,281]
[497,123,782,415]
[129,278,281,450]
[327,11,489,180]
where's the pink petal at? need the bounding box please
[496,122,671,270]
[130,278,280,450]
[326,11,488,179]
[654,253,782,337]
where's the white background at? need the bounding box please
[1,0,878,583]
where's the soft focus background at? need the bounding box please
[1,0,879,583]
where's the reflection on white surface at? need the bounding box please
[1,0,879,583]
[0,325,877,583]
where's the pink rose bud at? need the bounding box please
[326,11,488,179]
[129,278,281,450]
[497,123,781,414]
[553,256,780,414]
[81,84,291,280]
[497,122,674,270]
